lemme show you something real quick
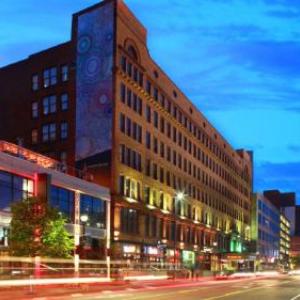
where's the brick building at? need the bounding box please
[0,0,253,269]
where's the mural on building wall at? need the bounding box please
[75,2,114,164]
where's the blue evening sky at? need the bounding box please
[0,0,299,201]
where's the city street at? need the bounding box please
[0,275,300,300]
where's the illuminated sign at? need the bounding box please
[123,245,138,253]
[0,140,58,169]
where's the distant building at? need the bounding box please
[252,193,280,270]
[279,213,290,269]
[263,190,296,236]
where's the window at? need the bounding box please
[146,80,151,95]
[146,131,151,149]
[43,67,57,88]
[31,102,38,118]
[121,208,138,234]
[121,56,127,72]
[42,123,56,142]
[153,111,158,128]
[0,171,34,212]
[61,93,68,111]
[146,105,151,123]
[43,95,56,115]
[60,122,68,139]
[80,194,106,228]
[61,65,69,82]
[50,186,74,222]
[32,74,39,91]
[31,129,38,144]
[120,83,126,103]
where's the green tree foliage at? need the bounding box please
[9,197,74,258]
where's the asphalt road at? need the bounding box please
[55,276,300,300]
[1,275,300,300]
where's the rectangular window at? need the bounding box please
[126,118,132,136]
[61,65,69,82]
[32,74,39,91]
[31,129,38,144]
[120,83,126,103]
[137,97,143,116]
[60,122,68,139]
[154,88,158,101]
[139,72,143,87]
[127,89,132,107]
[61,93,68,111]
[121,208,138,234]
[121,56,126,72]
[120,113,125,133]
[43,67,57,88]
[43,95,56,115]
[146,80,151,95]
[31,102,38,118]
[146,131,151,149]
[146,105,151,123]
[133,67,138,82]
[153,111,158,128]
[153,137,158,154]
[42,123,56,142]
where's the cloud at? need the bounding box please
[288,145,300,153]
[254,161,300,202]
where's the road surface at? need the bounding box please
[1,275,300,300]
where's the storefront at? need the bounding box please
[182,250,195,268]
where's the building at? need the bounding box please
[279,213,290,269]
[0,0,253,269]
[251,193,280,270]
[0,140,110,260]
[263,190,296,236]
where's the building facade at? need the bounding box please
[251,193,280,270]
[0,0,253,269]
[279,213,290,269]
[0,140,111,259]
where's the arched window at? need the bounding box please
[127,45,138,61]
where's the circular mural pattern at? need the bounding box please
[77,35,92,54]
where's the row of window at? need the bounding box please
[119,114,142,144]
[32,65,69,91]
[120,208,228,249]
[119,175,246,226]
[119,85,250,197]
[31,122,68,144]
[32,94,69,118]
[120,145,142,172]
[120,57,249,183]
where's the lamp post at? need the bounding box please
[173,191,185,269]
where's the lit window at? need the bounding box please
[61,65,69,82]
[32,74,39,91]
[61,93,68,111]
[60,122,68,139]
[43,67,57,88]
[43,95,56,115]
[31,102,38,118]
[31,129,38,144]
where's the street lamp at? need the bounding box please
[80,214,89,251]
[173,191,186,268]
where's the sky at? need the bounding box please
[0,0,299,202]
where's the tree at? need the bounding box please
[9,197,74,258]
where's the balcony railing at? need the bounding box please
[0,140,94,182]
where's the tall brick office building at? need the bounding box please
[0,0,253,269]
